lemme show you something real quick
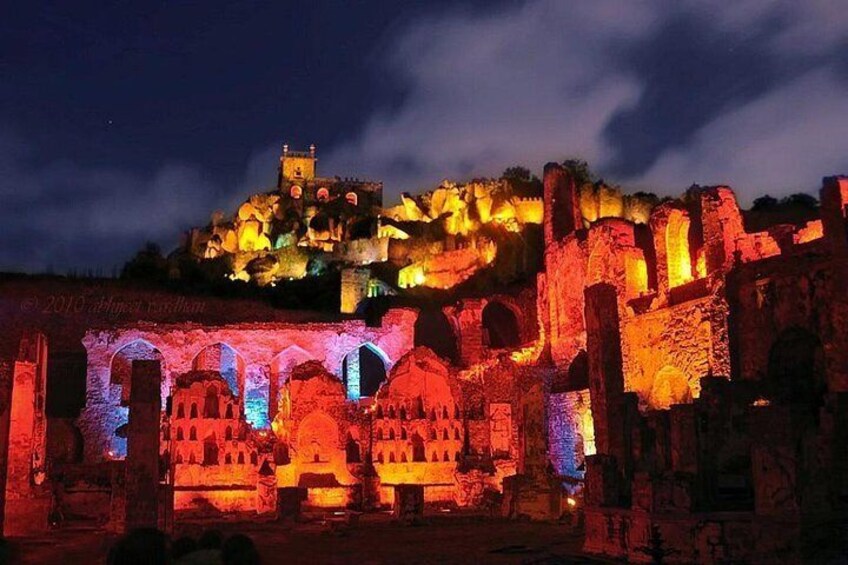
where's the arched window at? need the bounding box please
[190,403,198,419]
[376,428,384,440]
[345,434,361,463]
[412,433,426,462]
[376,405,384,419]
[250,452,258,465]
[442,428,449,440]
[341,344,388,399]
[176,427,184,441]
[551,351,589,393]
[204,385,219,418]
[399,406,407,420]
[666,209,693,288]
[316,188,330,202]
[453,428,460,440]
[388,406,396,419]
[377,452,384,464]
[203,436,219,465]
[443,451,450,462]
[389,452,396,463]
[401,452,408,463]
[430,428,437,440]
[225,453,232,464]
[431,451,438,462]
[290,185,303,199]
[176,403,185,419]
[389,428,395,440]
[238,452,245,464]
[225,426,233,441]
[189,452,196,464]
[345,192,358,206]
[414,309,459,363]
[442,406,449,419]
[482,301,521,349]
[176,452,184,464]
[225,404,233,419]
[401,428,407,440]
[192,343,244,396]
[189,426,197,441]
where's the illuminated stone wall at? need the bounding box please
[78,309,416,463]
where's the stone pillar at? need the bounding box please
[699,186,746,274]
[452,299,484,367]
[124,360,161,531]
[821,175,848,256]
[4,332,50,536]
[583,284,625,461]
[543,163,582,246]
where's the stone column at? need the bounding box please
[3,332,50,536]
[124,359,161,531]
[583,284,626,464]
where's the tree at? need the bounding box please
[121,242,169,282]
[561,159,596,187]
[752,195,778,210]
[501,166,532,181]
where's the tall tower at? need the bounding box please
[278,143,317,186]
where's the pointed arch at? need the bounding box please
[341,342,389,400]
[191,342,245,397]
[269,345,313,421]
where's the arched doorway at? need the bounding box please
[414,308,458,363]
[342,344,387,399]
[482,301,521,349]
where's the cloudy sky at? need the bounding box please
[2,0,847,272]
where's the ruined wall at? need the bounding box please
[78,309,416,462]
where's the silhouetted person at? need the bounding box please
[108,528,169,565]
[222,534,260,565]
[171,537,198,561]
[179,530,223,564]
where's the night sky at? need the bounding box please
[2,1,847,272]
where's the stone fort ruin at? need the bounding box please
[1,153,846,563]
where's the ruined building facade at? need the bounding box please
[540,164,848,562]
[1,160,847,562]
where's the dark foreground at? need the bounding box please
[13,516,608,564]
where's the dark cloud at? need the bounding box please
[324,0,848,201]
[3,0,848,272]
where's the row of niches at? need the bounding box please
[374,425,462,442]
[373,402,460,420]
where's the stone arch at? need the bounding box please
[110,339,164,406]
[551,351,589,393]
[191,342,245,397]
[269,346,313,421]
[414,308,459,363]
[482,301,521,349]
[665,209,693,288]
[341,343,389,400]
[648,366,694,410]
[767,327,826,411]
